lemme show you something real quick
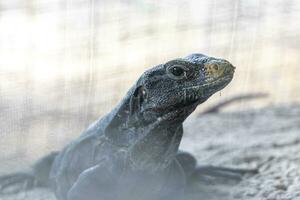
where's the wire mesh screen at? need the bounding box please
[0,0,300,172]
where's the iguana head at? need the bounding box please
[105,53,235,170]
[132,53,235,122]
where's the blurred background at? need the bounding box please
[0,0,300,173]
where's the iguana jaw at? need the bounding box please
[180,72,234,107]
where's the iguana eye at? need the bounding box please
[167,65,187,80]
[170,66,184,76]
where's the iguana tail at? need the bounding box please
[0,151,58,194]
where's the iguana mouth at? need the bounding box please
[181,74,234,106]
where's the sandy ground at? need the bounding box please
[1,104,300,200]
[182,104,300,200]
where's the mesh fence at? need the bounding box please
[0,0,300,172]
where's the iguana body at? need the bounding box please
[1,54,245,200]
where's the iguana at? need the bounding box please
[0,53,256,200]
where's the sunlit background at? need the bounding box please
[1,0,300,173]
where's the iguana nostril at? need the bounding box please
[203,60,236,79]
[204,62,225,78]
[212,64,219,71]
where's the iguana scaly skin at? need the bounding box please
[0,54,240,200]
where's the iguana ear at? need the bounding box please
[104,85,147,145]
[130,85,147,115]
